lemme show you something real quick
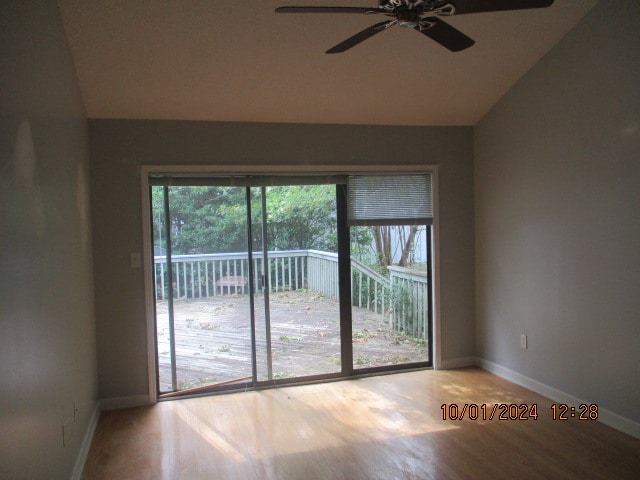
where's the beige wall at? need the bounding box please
[0,1,98,478]
[88,120,475,399]
[475,0,640,423]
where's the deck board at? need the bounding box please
[155,290,428,392]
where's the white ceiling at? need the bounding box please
[57,0,597,126]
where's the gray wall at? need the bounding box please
[475,0,640,423]
[0,1,98,478]
[88,120,475,399]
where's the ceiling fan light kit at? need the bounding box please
[276,0,555,53]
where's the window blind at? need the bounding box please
[347,174,433,226]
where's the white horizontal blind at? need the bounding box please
[347,174,433,226]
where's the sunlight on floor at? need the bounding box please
[173,402,247,463]
[168,380,459,464]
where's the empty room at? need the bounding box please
[1,1,639,479]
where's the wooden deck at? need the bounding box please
[156,290,428,392]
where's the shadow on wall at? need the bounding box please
[1,120,45,239]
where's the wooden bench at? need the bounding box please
[216,275,248,294]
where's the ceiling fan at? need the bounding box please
[276,0,554,53]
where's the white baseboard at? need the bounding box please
[69,402,100,480]
[477,357,640,440]
[99,394,152,411]
[438,356,477,370]
[68,394,153,479]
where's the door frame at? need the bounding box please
[141,165,441,403]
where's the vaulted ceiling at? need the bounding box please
[58,0,597,126]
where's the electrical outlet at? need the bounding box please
[520,334,528,349]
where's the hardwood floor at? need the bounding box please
[84,368,640,479]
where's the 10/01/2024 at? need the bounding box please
[441,403,539,421]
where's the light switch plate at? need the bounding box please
[520,334,528,349]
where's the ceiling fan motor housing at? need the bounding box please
[378,0,426,8]
[397,8,420,27]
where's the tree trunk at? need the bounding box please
[398,225,418,267]
[372,225,419,268]
[372,226,392,268]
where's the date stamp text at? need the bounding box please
[440,403,599,421]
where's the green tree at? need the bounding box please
[152,186,249,255]
[265,185,336,251]
[152,184,349,255]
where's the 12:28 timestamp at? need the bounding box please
[550,403,599,420]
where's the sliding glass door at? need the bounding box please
[152,185,254,395]
[347,175,433,372]
[255,184,342,381]
[151,180,345,396]
[350,224,431,370]
[149,174,433,397]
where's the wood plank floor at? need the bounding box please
[84,368,640,480]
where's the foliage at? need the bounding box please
[265,185,337,251]
[152,186,249,254]
[152,184,343,255]
[389,281,425,338]
[350,226,376,265]
[153,185,425,265]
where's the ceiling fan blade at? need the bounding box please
[326,20,396,54]
[275,6,382,14]
[415,17,474,52]
[447,0,554,15]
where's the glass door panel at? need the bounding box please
[152,181,345,395]
[350,225,430,370]
[258,184,342,381]
[250,187,272,382]
[152,185,253,395]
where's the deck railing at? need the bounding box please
[153,250,309,300]
[388,266,429,341]
[154,249,428,339]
